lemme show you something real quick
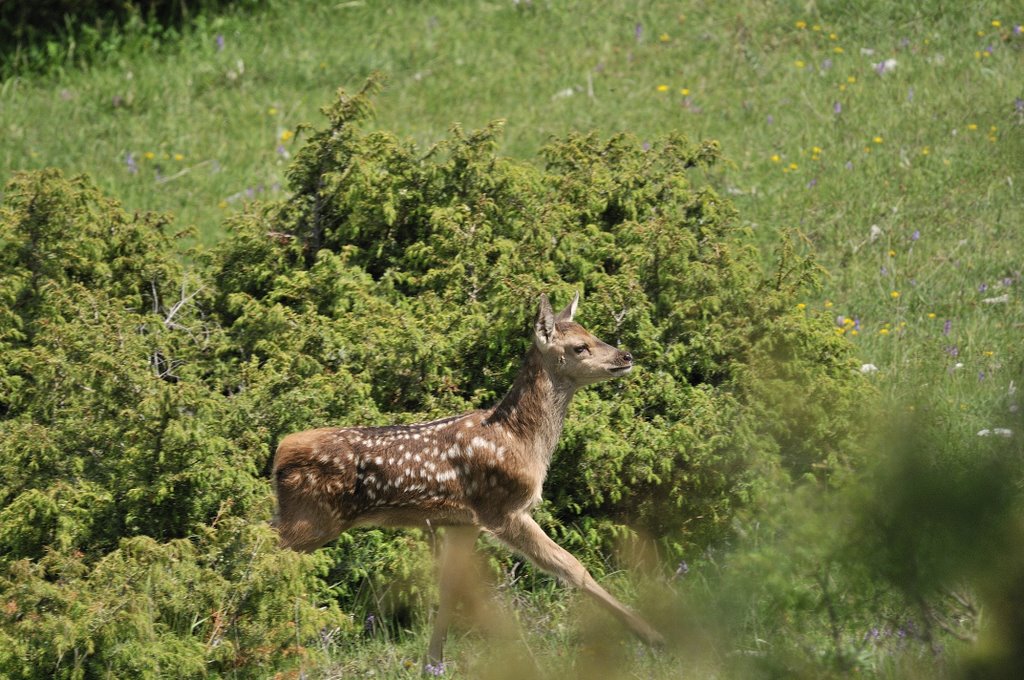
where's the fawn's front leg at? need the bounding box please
[488,512,664,647]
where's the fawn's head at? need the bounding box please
[533,292,633,387]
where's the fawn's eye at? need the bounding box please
[573,344,589,355]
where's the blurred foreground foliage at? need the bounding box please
[1,79,1020,677]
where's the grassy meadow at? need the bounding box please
[2,0,1023,677]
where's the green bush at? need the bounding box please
[0,170,341,677]
[209,78,865,563]
[0,80,870,674]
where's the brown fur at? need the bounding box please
[272,293,663,663]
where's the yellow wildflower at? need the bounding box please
[888,249,896,257]
[873,136,884,144]
[280,130,294,142]
[921,147,930,155]
[824,300,833,308]
[851,329,859,336]
[680,88,690,96]
[879,328,890,335]
[890,290,900,299]
[927,312,937,319]
[967,123,978,131]
[838,83,847,92]
[173,153,184,161]
[268,107,278,116]
[833,46,844,53]
[788,162,799,171]
[847,75,856,83]
[659,33,670,42]
[656,84,669,92]
[143,151,156,160]
[992,20,1001,28]
[796,303,807,310]
[812,25,821,31]
[770,154,781,163]
[812,146,823,155]
[795,20,807,29]
[829,32,838,40]
[795,60,806,68]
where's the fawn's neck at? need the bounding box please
[489,345,575,467]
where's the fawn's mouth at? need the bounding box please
[609,365,633,375]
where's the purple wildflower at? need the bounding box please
[766,114,775,125]
[641,141,651,151]
[854,317,861,331]
[821,58,833,70]
[807,178,818,189]
[899,37,910,49]
[425,662,446,676]
[943,319,952,335]
[881,266,888,276]
[276,144,289,158]
[215,34,225,51]
[1015,25,1022,36]
[907,87,914,103]
[836,315,846,327]
[946,345,959,358]
[125,152,138,175]
[911,229,920,241]
[1015,98,1024,114]
[675,561,689,578]
[979,282,988,293]
[1003,277,1013,287]
[833,101,842,115]
[979,371,986,382]
[635,23,643,42]
[985,44,995,54]
[844,160,854,170]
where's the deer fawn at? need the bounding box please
[272,293,664,664]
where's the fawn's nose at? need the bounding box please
[622,351,633,364]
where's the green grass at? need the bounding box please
[2,0,1022,675]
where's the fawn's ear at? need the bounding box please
[534,294,557,349]
[554,291,579,323]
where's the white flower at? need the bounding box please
[872,58,898,74]
[978,428,1013,437]
[860,363,879,374]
